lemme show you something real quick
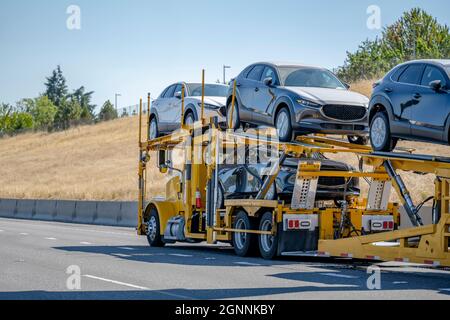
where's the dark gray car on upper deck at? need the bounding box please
[226,62,369,143]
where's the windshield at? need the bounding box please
[188,84,228,97]
[278,67,346,89]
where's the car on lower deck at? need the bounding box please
[369,59,450,151]
[226,62,369,143]
[216,148,360,208]
[149,82,228,139]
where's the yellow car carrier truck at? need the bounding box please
[136,78,450,267]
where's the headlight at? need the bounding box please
[296,98,321,108]
[198,103,220,110]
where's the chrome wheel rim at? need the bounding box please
[234,219,246,250]
[147,216,157,241]
[276,111,289,139]
[149,120,157,140]
[371,117,386,148]
[260,219,274,253]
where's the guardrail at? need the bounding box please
[0,198,432,229]
[0,199,138,227]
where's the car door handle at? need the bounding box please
[414,93,422,99]
[255,87,259,92]
[384,88,393,93]
[236,82,241,87]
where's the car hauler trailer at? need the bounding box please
[136,77,450,267]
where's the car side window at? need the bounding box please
[246,65,265,82]
[398,64,424,85]
[262,67,279,85]
[391,65,407,82]
[159,87,169,98]
[164,85,176,98]
[421,66,447,88]
[174,84,183,96]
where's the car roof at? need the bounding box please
[399,59,450,68]
[251,61,326,69]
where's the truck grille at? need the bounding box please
[322,105,367,121]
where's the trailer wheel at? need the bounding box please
[258,212,278,260]
[146,208,165,247]
[232,211,258,257]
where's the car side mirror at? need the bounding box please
[344,82,351,89]
[174,91,182,99]
[430,80,442,91]
[263,77,273,86]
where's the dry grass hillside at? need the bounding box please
[0,80,449,202]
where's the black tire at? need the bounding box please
[370,112,397,151]
[216,184,225,209]
[184,111,196,126]
[226,100,241,130]
[232,211,258,257]
[146,208,165,247]
[149,117,159,140]
[347,135,369,145]
[275,107,293,142]
[258,212,278,260]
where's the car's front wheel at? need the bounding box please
[226,100,241,130]
[275,107,293,142]
[370,112,397,151]
[184,111,196,126]
[149,117,159,140]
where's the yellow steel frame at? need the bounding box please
[137,87,450,266]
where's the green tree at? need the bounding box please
[70,86,96,122]
[0,103,33,135]
[45,65,68,108]
[98,100,118,121]
[28,96,58,131]
[337,8,450,82]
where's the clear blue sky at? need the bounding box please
[0,0,449,110]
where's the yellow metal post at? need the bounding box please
[137,98,144,235]
[201,69,205,123]
[181,83,185,127]
[147,93,151,135]
[228,80,237,129]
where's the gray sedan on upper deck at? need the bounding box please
[226,62,370,142]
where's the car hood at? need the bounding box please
[284,87,369,106]
[191,96,226,107]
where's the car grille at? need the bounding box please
[318,176,346,187]
[322,105,367,121]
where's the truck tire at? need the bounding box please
[258,212,278,260]
[232,210,258,257]
[146,208,165,247]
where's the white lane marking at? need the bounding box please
[205,257,216,260]
[83,275,193,299]
[45,237,57,240]
[19,233,29,236]
[113,253,132,258]
[440,288,450,292]
[169,253,193,258]
[234,261,262,266]
[118,247,135,251]
[393,281,408,284]
[80,242,92,245]
[320,273,359,279]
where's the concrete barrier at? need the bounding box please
[34,200,57,221]
[54,200,76,223]
[15,199,35,220]
[118,202,138,227]
[95,201,121,226]
[73,201,97,225]
[0,199,17,218]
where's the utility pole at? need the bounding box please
[223,65,231,84]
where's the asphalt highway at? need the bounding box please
[1,217,449,300]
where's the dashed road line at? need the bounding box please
[169,253,193,258]
[118,247,135,251]
[19,233,29,236]
[83,275,193,299]
[80,242,92,245]
[320,273,359,279]
[45,237,57,240]
[393,281,408,284]
[234,261,262,266]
